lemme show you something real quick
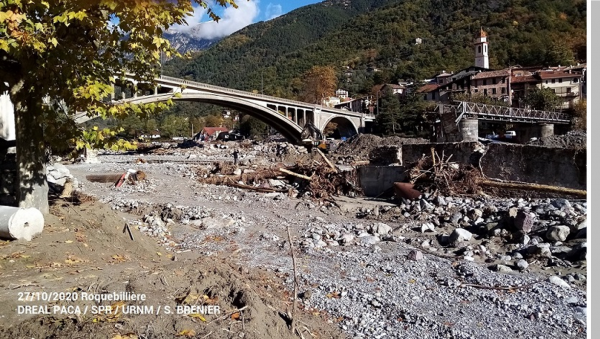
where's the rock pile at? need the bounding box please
[47,163,79,196]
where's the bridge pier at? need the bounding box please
[459,119,479,142]
[540,124,554,138]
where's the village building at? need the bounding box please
[469,68,511,103]
[193,127,229,141]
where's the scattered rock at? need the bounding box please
[515,259,529,271]
[421,223,435,233]
[358,235,380,246]
[449,228,473,244]
[548,275,571,289]
[494,264,513,273]
[546,225,571,242]
[514,211,534,234]
[407,250,424,261]
[369,223,392,235]
[338,234,355,246]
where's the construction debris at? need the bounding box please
[196,150,362,200]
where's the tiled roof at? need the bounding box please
[417,84,439,93]
[537,71,582,80]
[471,69,511,79]
[511,75,539,83]
[202,127,229,136]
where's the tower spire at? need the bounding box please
[474,29,489,68]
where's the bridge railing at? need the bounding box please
[457,101,571,122]
[156,74,370,117]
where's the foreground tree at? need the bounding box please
[523,87,563,111]
[0,0,237,213]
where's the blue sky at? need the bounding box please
[169,0,321,39]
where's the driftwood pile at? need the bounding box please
[197,149,362,200]
[402,147,586,199]
[406,148,481,196]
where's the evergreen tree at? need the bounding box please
[375,87,402,135]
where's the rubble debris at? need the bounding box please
[315,148,338,173]
[528,130,586,149]
[47,163,79,197]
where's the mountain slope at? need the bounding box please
[164,0,586,98]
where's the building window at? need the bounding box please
[559,78,563,83]
[424,95,427,100]
[474,89,478,93]
[483,79,487,86]
[493,78,497,85]
[492,88,497,95]
[478,46,482,54]
[552,79,556,83]
[574,78,579,83]
[484,89,488,96]
[501,78,506,84]
[501,87,506,94]
[546,80,549,84]
[567,87,572,93]
[484,45,487,53]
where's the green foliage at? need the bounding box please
[160,115,189,138]
[0,0,237,154]
[375,84,431,136]
[376,87,402,135]
[240,115,268,139]
[570,99,586,130]
[77,126,137,152]
[164,0,585,104]
[523,87,563,111]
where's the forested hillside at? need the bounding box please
[164,0,586,99]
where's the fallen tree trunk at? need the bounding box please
[478,179,587,198]
[0,206,44,241]
[279,168,312,181]
[315,149,338,173]
[227,182,288,193]
[86,174,123,183]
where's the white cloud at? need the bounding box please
[265,3,283,20]
[169,0,260,40]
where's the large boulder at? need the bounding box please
[449,228,473,245]
[514,211,535,234]
[546,225,571,242]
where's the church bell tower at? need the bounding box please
[474,28,489,69]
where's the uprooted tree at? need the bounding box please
[0,0,237,213]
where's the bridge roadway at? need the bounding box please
[75,74,376,143]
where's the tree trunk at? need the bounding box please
[15,95,49,214]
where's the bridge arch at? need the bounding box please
[322,116,358,139]
[126,93,304,143]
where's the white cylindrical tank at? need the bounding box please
[0,206,44,241]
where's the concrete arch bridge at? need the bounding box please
[75,75,375,144]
